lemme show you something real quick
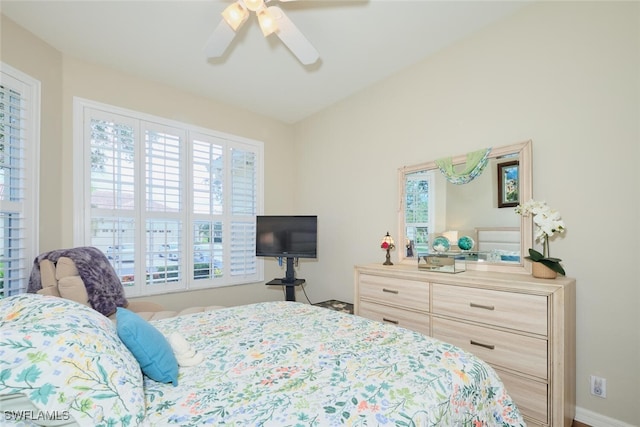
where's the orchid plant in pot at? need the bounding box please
[515,200,566,278]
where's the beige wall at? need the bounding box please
[294,1,639,425]
[1,16,64,252]
[1,13,298,307]
[3,0,639,424]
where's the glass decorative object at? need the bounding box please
[432,236,450,253]
[457,235,475,251]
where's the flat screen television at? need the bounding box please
[255,215,317,259]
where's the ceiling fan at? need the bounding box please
[203,0,320,65]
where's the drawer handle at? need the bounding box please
[382,317,399,324]
[470,340,495,350]
[382,288,399,294]
[470,302,495,311]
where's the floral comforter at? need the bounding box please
[145,301,525,426]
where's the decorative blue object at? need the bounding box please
[432,236,451,253]
[116,307,179,386]
[458,235,475,251]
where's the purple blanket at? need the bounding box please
[28,246,127,316]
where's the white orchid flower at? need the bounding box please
[515,199,566,271]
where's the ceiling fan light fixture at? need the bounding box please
[222,1,249,31]
[204,1,320,65]
[257,7,278,37]
[243,0,263,12]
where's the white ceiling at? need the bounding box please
[1,0,530,124]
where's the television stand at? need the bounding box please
[266,278,305,302]
[265,257,305,301]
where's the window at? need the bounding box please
[0,64,40,298]
[74,98,263,297]
[402,169,434,258]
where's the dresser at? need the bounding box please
[354,263,575,427]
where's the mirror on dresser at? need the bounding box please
[397,140,533,274]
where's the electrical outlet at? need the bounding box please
[590,375,607,398]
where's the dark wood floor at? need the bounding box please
[573,421,590,427]
[312,299,354,314]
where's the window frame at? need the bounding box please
[399,169,435,259]
[0,63,40,297]
[73,97,264,297]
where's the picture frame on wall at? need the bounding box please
[498,160,519,208]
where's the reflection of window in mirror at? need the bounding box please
[403,170,434,257]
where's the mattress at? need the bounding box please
[0,295,525,426]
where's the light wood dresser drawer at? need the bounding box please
[358,300,430,335]
[355,264,575,427]
[497,369,548,426]
[432,317,547,379]
[358,274,429,312]
[432,283,548,335]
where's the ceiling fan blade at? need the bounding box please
[203,19,236,59]
[268,6,319,65]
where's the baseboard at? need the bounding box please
[575,406,636,427]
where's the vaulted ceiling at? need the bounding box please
[2,1,531,123]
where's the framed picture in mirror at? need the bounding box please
[498,160,519,208]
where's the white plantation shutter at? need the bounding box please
[143,124,185,293]
[0,65,39,297]
[192,137,223,216]
[89,116,136,210]
[229,146,258,278]
[76,99,262,296]
[403,170,434,256]
[230,220,256,277]
[145,125,183,213]
[230,148,257,215]
[191,134,224,283]
[88,113,138,289]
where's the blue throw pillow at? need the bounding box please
[116,307,178,386]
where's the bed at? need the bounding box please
[475,227,521,262]
[1,293,525,426]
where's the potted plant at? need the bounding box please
[515,200,566,278]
